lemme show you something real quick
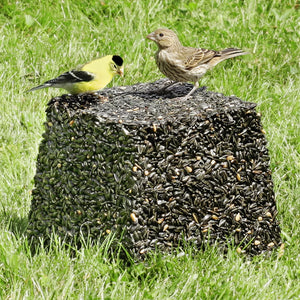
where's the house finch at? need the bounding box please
[28,55,124,94]
[146,28,248,99]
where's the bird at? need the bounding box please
[27,55,124,94]
[146,28,248,99]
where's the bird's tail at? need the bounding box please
[209,48,248,67]
[26,83,51,92]
[221,48,248,61]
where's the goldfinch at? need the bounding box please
[146,28,248,99]
[28,55,124,94]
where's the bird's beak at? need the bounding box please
[117,66,124,77]
[146,32,156,41]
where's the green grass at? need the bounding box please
[0,0,299,298]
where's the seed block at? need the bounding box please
[27,79,281,257]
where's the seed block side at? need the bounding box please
[27,79,281,257]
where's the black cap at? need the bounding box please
[112,55,123,66]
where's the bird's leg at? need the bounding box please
[163,81,180,91]
[156,80,180,95]
[179,81,199,100]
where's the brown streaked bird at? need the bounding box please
[146,28,248,99]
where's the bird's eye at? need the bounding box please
[159,33,164,37]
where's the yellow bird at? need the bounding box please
[28,55,124,94]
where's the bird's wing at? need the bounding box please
[44,70,95,85]
[183,48,220,70]
[27,69,96,92]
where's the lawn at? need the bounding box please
[0,0,299,299]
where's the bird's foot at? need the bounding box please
[171,86,207,100]
[156,81,180,95]
[170,95,190,101]
[95,94,109,103]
